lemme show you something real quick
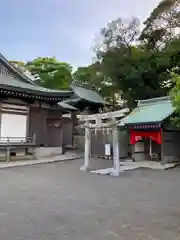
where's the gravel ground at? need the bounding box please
[0,158,180,239]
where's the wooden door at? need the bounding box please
[62,122,73,147]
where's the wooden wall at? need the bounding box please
[0,99,64,149]
[163,131,180,163]
[29,107,62,148]
[62,117,73,147]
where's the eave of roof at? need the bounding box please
[61,96,81,105]
[0,74,73,98]
[57,102,78,110]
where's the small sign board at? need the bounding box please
[105,144,111,156]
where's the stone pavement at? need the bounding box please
[87,158,177,173]
[89,160,177,176]
[121,160,177,170]
[0,152,82,169]
[0,159,180,239]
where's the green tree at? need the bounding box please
[103,46,171,107]
[140,0,180,50]
[95,17,140,58]
[25,57,73,89]
[73,62,120,106]
[10,60,25,69]
[10,60,28,75]
[163,38,180,71]
[170,72,180,127]
[95,16,173,107]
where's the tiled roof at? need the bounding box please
[0,53,35,85]
[122,96,174,125]
[0,53,107,105]
[0,74,72,97]
[71,85,107,104]
[57,102,78,110]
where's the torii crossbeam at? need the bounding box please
[78,109,129,176]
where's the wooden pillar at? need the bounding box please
[80,121,91,171]
[111,124,120,176]
[149,138,152,156]
[71,111,77,147]
[6,137,10,162]
[6,147,10,162]
[161,128,165,164]
[26,106,30,139]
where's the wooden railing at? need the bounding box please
[0,136,36,146]
[0,136,36,162]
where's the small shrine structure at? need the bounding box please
[122,96,180,164]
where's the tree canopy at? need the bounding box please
[25,57,73,90]
[73,62,120,106]
[93,16,178,107]
[140,0,180,50]
[9,0,180,121]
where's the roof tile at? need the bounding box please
[123,96,174,125]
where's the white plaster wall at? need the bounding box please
[1,113,27,138]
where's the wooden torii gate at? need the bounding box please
[78,109,129,177]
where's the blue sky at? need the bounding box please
[0,0,160,68]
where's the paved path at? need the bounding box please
[0,159,180,239]
[0,152,81,169]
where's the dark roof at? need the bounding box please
[123,96,174,125]
[0,53,73,98]
[0,74,72,97]
[71,85,107,105]
[0,53,35,85]
[57,102,78,110]
[53,85,107,109]
[38,102,77,113]
[61,96,81,105]
[0,53,107,107]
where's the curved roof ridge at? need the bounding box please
[71,82,96,91]
[138,96,170,106]
[0,53,35,85]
